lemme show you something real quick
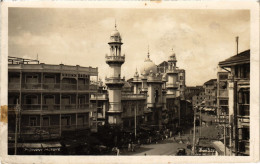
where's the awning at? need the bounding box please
[17,142,62,148]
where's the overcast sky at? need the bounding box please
[8,8,250,86]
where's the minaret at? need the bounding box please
[105,23,125,125]
[166,49,179,97]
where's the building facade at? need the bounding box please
[216,70,229,124]
[219,49,250,156]
[203,79,217,110]
[8,58,98,143]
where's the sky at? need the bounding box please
[8,8,250,86]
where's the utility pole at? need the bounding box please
[224,111,226,156]
[134,106,137,139]
[236,36,239,55]
[199,107,202,137]
[192,106,196,155]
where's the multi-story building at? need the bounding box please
[219,49,250,156]
[192,90,206,107]
[8,57,98,143]
[203,79,217,110]
[157,59,186,100]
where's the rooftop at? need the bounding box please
[204,79,217,85]
[219,49,250,67]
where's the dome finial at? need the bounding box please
[115,19,117,29]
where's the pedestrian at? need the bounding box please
[128,143,131,152]
[131,142,134,152]
[144,153,146,156]
[116,148,120,156]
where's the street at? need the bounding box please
[121,137,191,156]
[120,113,220,156]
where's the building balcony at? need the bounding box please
[22,83,42,90]
[8,83,20,90]
[105,77,125,85]
[42,83,60,90]
[90,93,108,100]
[121,94,146,100]
[166,68,178,74]
[105,55,125,64]
[166,83,178,88]
[8,83,97,92]
[13,104,95,114]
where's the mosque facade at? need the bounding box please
[90,24,190,131]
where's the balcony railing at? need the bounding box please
[22,83,42,90]
[42,104,60,110]
[121,94,146,100]
[42,83,60,90]
[166,68,178,74]
[105,55,125,63]
[18,104,92,111]
[61,104,77,110]
[8,83,20,90]
[8,83,97,91]
[61,84,77,90]
[105,77,124,83]
[90,93,108,100]
[22,104,41,110]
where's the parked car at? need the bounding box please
[176,148,186,156]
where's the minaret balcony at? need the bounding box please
[105,55,125,64]
[105,77,125,86]
[166,83,179,88]
[166,69,178,74]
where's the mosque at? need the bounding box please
[90,24,191,131]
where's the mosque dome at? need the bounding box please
[110,29,121,37]
[140,56,157,75]
[109,24,122,43]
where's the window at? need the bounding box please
[238,90,250,104]
[29,116,37,126]
[131,106,135,112]
[77,115,85,125]
[44,74,55,83]
[61,116,71,126]
[42,116,50,126]
[26,74,38,83]
[25,95,38,104]
[219,74,228,80]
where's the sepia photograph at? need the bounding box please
[0,1,259,164]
